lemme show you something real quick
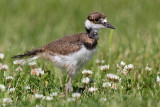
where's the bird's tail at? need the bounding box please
[12,49,43,59]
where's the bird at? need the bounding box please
[12,12,115,95]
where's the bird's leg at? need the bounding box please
[65,75,73,96]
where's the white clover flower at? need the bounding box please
[35,94,44,99]
[0,53,4,59]
[43,96,53,101]
[145,66,152,72]
[15,66,23,71]
[117,61,130,75]
[106,73,120,82]
[124,64,134,71]
[72,93,81,99]
[8,88,15,93]
[29,61,37,66]
[102,82,111,88]
[31,68,44,76]
[99,97,107,102]
[37,68,44,76]
[2,98,13,105]
[100,65,109,72]
[6,76,13,82]
[120,61,126,67]
[81,77,90,84]
[117,61,126,69]
[118,65,128,75]
[25,86,30,90]
[157,76,160,83]
[82,70,93,77]
[67,98,76,102]
[13,59,24,65]
[2,64,8,70]
[124,65,128,71]
[0,84,5,92]
[50,92,58,97]
[29,61,37,69]
[127,64,134,71]
[88,87,98,93]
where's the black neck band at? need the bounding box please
[85,27,91,34]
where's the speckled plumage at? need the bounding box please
[41,32,98,55]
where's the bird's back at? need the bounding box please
[41,32,98,55]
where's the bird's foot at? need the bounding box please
[65,83,73,96]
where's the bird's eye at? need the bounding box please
[94,19,99,22]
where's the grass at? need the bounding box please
[0,0,160,106]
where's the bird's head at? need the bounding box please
[85,12,115,33]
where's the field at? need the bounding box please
[0,0,160,106]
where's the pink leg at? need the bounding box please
[65,77,73,96]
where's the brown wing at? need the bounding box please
[42,33,84,55]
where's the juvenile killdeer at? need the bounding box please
[12,12,115,95]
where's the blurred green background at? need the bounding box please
[0,0,160,67]
[0,0,160,106]
[0,0,160,65]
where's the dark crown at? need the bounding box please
[87,12,106,24]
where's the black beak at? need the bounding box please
[104,22,115,29]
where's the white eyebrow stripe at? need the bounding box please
[85,19,105,30]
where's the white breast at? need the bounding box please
[50,46,97,71]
